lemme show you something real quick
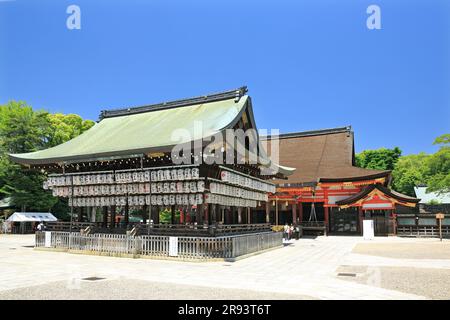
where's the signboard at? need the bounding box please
[436,213,445,220]
[44,231,52,247]
[363,220,374,240]
[169,236,178,257]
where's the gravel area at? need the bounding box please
[0,279,314,300]
[352,242,450,259]
[336,266,450,300]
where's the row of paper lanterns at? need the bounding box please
[220,170,275,193]
[68,193,205,207]
[204,193,258,208]
[50,180,208,198]
[44,167,202,188]
[209,182,268,202]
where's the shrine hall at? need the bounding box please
[259,127,420,236]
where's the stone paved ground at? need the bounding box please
[1,234,449,300]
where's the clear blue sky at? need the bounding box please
[1,0,449,155]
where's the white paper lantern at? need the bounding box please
[177,169,184,180]
[163,183,170,193]
[184,168,192,180]
[192,168,200,179]
[169,195,175,205]
[196,194,203,204]
[184,182,191,193]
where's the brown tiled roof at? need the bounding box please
[261,126,390,185]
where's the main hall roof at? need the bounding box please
[261,126,391,185]
[9,87,295,177]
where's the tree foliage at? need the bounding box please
[46,113,95,147]
[355,147,402,171]
[391,153,430,196]
[357,136,450,197]
[425,144,450,194]
[0,101,94,217]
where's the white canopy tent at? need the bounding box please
[6,212,57,222]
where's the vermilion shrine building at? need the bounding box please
[261,127,420,236]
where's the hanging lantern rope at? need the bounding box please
[308,188,318,223]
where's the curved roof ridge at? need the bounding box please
[99,86,248,120]
[335,184,420,206]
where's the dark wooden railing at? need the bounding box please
[396,214,450,238]
[43,221,272,237]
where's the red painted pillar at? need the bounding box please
[180,208,184,224]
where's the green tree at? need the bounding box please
[0,101,50,154]
[0,101,55,211]
[46,113,95,147]
[391,153,430,196]
[425,136,450,194]
[0,101,95,216]
[355,147,402,171]
[433,134,450,145]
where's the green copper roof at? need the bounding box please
[10,96,248,165]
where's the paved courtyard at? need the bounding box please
[1,234,449,300]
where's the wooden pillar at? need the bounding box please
[392,209,397,236]
[275,199,279,225]
[142,205,148,224]
[77,208,83,222]
[358,206,363,235]
[324,206,329,226]
[124,198,129,226]
[204,205,209,225]
[102,206,108,227]
[171,205,176,224]
[212,204,218,224]
[299,202,303,223]
[247,207,251,224]
[185,206,191,223]
[196,204,203,224]
[324,206,329,235]
[180,207,185,224]
[265,202,270,223]
[292,203,297,225]
[110,205,116,229]
[153,206,160,224]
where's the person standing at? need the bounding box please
[283,223,289,240]
[36,222,44,232]
[289,224,294,240]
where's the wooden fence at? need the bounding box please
[396,214,450,238]
[44,222,272,237]
[35,231,282,260]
